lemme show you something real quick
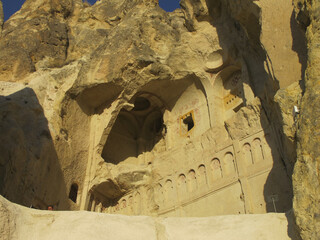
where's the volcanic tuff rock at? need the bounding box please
[0,0,317,239]
[0,196,300,240]
[292,1,320,239]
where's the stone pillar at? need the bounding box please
[90,198,96,212]
[96,202,102,212]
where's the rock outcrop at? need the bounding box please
[0,83,69,209]
[0,195,300,240]
[292,1,320,239]
[0,0,71,81]
[0,0,317,239]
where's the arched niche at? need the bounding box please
[211,158,223,181]
[223,152,236,176]
[243,143,254,165]
[86,179,125,212]
[187,169,197,192]
[101,111,140,164]
[212,66,246,125]
[101,92,166,165]
[177,174,187,200]
[252,138,265,163]
[197,164,207,187]
[164,179,174,203]
[99,76,212,163]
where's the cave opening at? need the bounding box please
[101,93,166,165]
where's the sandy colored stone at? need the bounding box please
[0,0,317,239]
[292,1,320,239]
[0,0,296,213]
[258,0,307,88]
[0,82,69,209]
[274,81,303,173]
[0,195,299,240]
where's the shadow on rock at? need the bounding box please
[0,87,70,210]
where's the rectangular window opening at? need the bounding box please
[180,110,195,136]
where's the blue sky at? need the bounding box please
[158,0,180,12]
[2,0,180,21]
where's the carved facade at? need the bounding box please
[0,0,301,221]
[80,62,292,217]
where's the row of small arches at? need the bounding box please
[89,136,268,213]
[95,151,235,214]
[155,152,237,206]
[88,192,143,215]
[242,137,266,165]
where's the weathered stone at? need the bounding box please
[0,82,69,210]
[0,0,317,239]
[292,1,320,239]
[0,5,69,81]
[274,81,303,173]
[0,195,300,240]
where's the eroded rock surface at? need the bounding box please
[0,196,300,240]
[0,83,68,209]
[0,0,316,239]
[0,0,296,210]
[292,1,320,239]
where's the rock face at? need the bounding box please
[0,0,316,239]
[0,83,69,209]
[0,0,3,33]
[292,1,320,239]
[0,0,70,81]
[0,196,300,240]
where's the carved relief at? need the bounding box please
[223,152,236,175]
[211,158,223,181]
[252,138,264,163]
[100,126,290,217]
[187,170,197,193]
[240,131,274,167]
[197,165,208,188]
[243,143,254,165]
[121,199,127,210]
[164,179,175,205]
[177,174,187,201]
